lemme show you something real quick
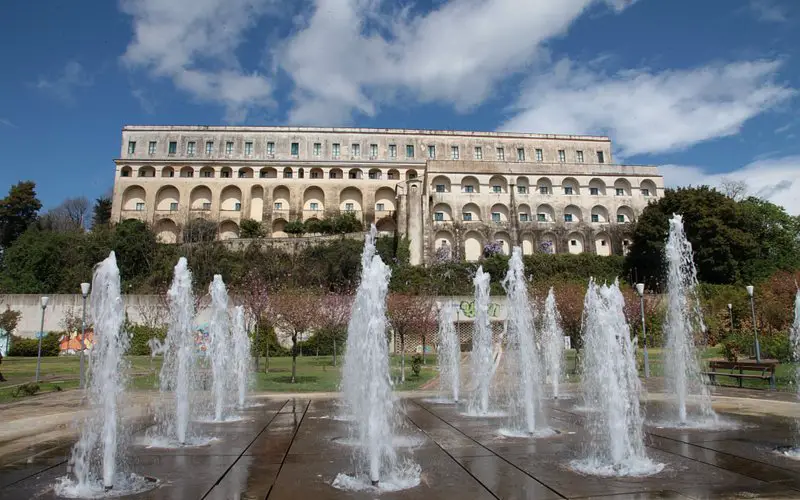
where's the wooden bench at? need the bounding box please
[704,360,776,390]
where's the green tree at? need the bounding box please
[239,219,265,239]
[183,218,217,243]
[284,220,305,236]
[92,197,113,228]
[112,219,158,288]
[0,181,42,249]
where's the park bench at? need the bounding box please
[704,360,776,390]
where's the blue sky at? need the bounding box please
[1,0,799,213]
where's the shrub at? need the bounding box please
[284,220,305,236]
[128,324,167,356]
[12,382,40,397]
[8,332,60,357]
[411,354,423,378]
[240,219,265,238]
[251,324,290,357]
[720,330,791,362]
[298,327,346,356]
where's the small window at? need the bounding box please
[616,188,625,196]
[311,171,320,179]
[266,141,275,154]
[474,147,482,160]
[617,214,625,223]
[428,145,436,159]
[368,171,378,180]
[451,145,459,160]
[564,214,573,222]
[492,185,502,193]
[434,212,444,222]
[537,213,546,222]
[345,203,354,211]
[310,202,319,211]
[202,202,212,210]
[202,170,212,178]
[576,150,584,163]
[590,187,599,196]
[463,185,474,193]
[642,188,650,197]
[570,240,577,247]
[519,213,529,222]
[535,149,543,162]
[597,151,605,163]
[497,147,505,160]
[166,169,174,177]
[284,170,293,179]
[187,141,196,156]
[313,143,321,156]
[206,141,214,155]
[462,212,472,221]
[135,202,144,211]
[600,240,607,246]
[128,141,136,155]
[623,239,630,247]
[408,171,417,179]
[225,141,233,155]
[539,186,549,195]
[291,142,299,156]
[406,145,415,158]
[491,212,501,222]
[517,148,525,161]
[221,170,230,178]
[169,202,178,212]
[389,144,397,158]
[558,150,566,162]
[591,214,599,223]
[332,143,340,158]
[148,141,156,155]
[234,202,241,211]
[435,184,446,193]
[168,141,177,155]
[244,141,253,156]
[274,202,283,210]
[370,144,378,158]
[352,144,360,157]
[376,203,384,212]
[238,171,246,178]
[349,170,359,179]
[121,169,130,177]
[564,186,574,195]
[517,186,527,194]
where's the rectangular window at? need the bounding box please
[313,143,321,156]
[310,202,319,211]
[225,141,233,155]
[168,141,177,155]
[492,185,501,193]
[537,213,546,222]
[206,141,214,155]
[497,147,505,160]
[463,185,474,193]
[451,146,459,160]
[244,141,253,156]
[616,188,625,196]
[128,141,136,154]
[597,151,605,163]
[202,202,212,210]
[169,202,178,212]
[202,170,212,178]
[148,141,156,154]
[428,145,436,159]
[345,203,354,212]
[564,214,573,222]
[535,148,543,162]
[539,186,549,195]
[474,147,483,160]
[332,143,340,158]
[221,170,230,178]
[591,214,599,223]
[435,184,445,193]
[462,212,472,221]
[564,186,574,195]
[352,143,360,157]
[517,148,525,161]
[491,212,501,223]
[617,214,625,223]
[642,188,650,197]
[517,186,527,194]
[135,202,144,211]
[389,144,397,158]
[520,213,529,222]
[571,240,577,247]
[121,169,130,177]
[376,203,385,212]
[274,202,282,210]
[187,141,196,156]
[370,144,378,158]
[234,202,241,212]
[558,150,566,162]
[267,141,275,155]
[291,142,299,156]
[435,212,444,222]
[406,145,415,158]
[601,240,607,246]
[590,187,599,196]
[576,150,584,163]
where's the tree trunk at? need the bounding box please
[253,320,260,372]
[400,334,405,383]
[291,333,297,383]
[265,333,270,373]
[422,334,426,365]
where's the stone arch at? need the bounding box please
[489,175,508,194]
[516,176,530,192]
[238,167,253,179]
[374,187,396,212]
[594,232,611,256]
[387,169,400,180]
[155,185,180,211]
[199,166,215,178]
[138,166,156,178]
[303,186,325,215]
[521,233,534,255]
[250,186,264,221]
[376,217,396,234]
[431,175,451,193]
[564,204,582,223]
[298,167,305,179]
[190,186,212,210]
[120,166,133,177]
[329,168,343,179]
[122,185,146,211]
[567,232,584,254]
[540,232,557,254]
[536,177,553,195]
[220,166,233,178]
[591,205,609,223]
[434,230,454,250]
[272,218,287,237]
[617,205,635,223]
[179,166,194,178]
[368,168,382,180]
[432,203,453,222]
[562,176,580,195]
[339,187,363,212]
[494,231,511,255]
[461,176,480,193]
[283,167,293,179]
[219,220,239,240]
[614,178,632,196]
[405,169,418,180]
[220,186,242,211]
[464,231,483,262]
[348,168,363,180]
[160,166,174,178]
[461,202,481,222]
[518,203,532,222]
[260,167,277,179]
[310,167,324,179]
[154,219,179,244]
[536,203,555,222]
[589,178,606,195]
[490,203,509,223]
[640,179,657,197]
[272,186,290,211]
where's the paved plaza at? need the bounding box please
[2,392,800,499]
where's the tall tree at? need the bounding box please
[92,197,113,228]
[238,269,271,372]
[0,181,42,249]
[271,292,321,383]
[39,196,90,232]
[387,294,436,382]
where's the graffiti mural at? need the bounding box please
[458,300,500,318]
[59,330,95,354]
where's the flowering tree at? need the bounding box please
[387,294,436,381]
[540,240,555,254]
[483,240,502,258]
[271,291,321,383]
[238,270,272,372]
[318,293,353,366]
[434,241,452,264]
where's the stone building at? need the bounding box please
[112,126,663,265]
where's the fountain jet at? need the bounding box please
[541,287,565,400]
[467,267,494,416]
[208,275,233,422]
[437,301,460,403]
[232,305,251,408]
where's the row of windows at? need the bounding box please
[438,184,650,196]
[128,201,376,213]
[127,139,606,164]
[121,165,418,180]
[436,211,631,223]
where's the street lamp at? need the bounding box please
[727,303,734,332]
[35,296,49,383]
[636,283,650,378]
[79,283,90,389]
[746,286,761,362]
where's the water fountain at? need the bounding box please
[334,225,420,492]
[663,214,718,426]
[467,266,495,416]
[232,305,251,408]
[500,247,547,436]
[572,279,662,477]
[56,252,156,497]
[207,275,234,422]
[778,289,800,457]
[541,287,565,399]
[437,301,460,403]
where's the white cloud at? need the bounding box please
[661,156,800,215]
[120,0,276,122]
[500,59,795,157]
[0,118,15,128]
[278,0,634,124]
[748,0,788,23]
[35,61,93,104]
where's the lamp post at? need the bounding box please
[636,283,650,378]
[79,283,90,389]
[727,303,734,332]
[746,286,761,362]
[35,296,49,383]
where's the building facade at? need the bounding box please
[112,126,663,265]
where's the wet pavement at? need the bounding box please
[2,394,800,499]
